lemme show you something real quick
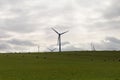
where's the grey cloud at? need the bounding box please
[63,45,82,51]
[0,7,39,33]
[105,44,120,50]
[92,37,120,50]
[0,32,11,39]
[0,0,120,52]
[106,37,120,44]
[0,0,73,33]
[47,41,82,51]
[0,0,24,4]
[47,36,120,51]
[104,37,120,50]
[61,42,82,51]
[75,0,104,8]
[62,42,70,46]
[82,0,120,32]
[104,0,120,19]
[85,17,120,34]
[0,0,42,33]
[2,17,37,33]
[7,39,35,46]
[94,19,120,30]
[0,43,11,51]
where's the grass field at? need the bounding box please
[0,51,120,80]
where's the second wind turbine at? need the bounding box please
[52,28,68,52]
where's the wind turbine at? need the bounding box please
[52,28,68,52]
[91,42,96,51]
[47,48,56,52]
[37,45,40,52]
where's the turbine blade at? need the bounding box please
[51,48,56,52]
[47,48,52,51]
[52,28,59,34]
[53,48,56,51]
[61,31,69,35]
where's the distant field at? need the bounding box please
[0,51,120,80]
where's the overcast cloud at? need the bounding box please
[0,0,120,52]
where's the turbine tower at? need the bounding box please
[52,28,68,52]
[38,45,40,52]
[91,43,96,51]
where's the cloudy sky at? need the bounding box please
[0,0,120,52]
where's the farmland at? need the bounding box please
[0,51,120,80]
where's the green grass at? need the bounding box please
[0,51,120,80]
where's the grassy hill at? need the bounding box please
[0,51,120,80]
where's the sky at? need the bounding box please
[0,0,120,52]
